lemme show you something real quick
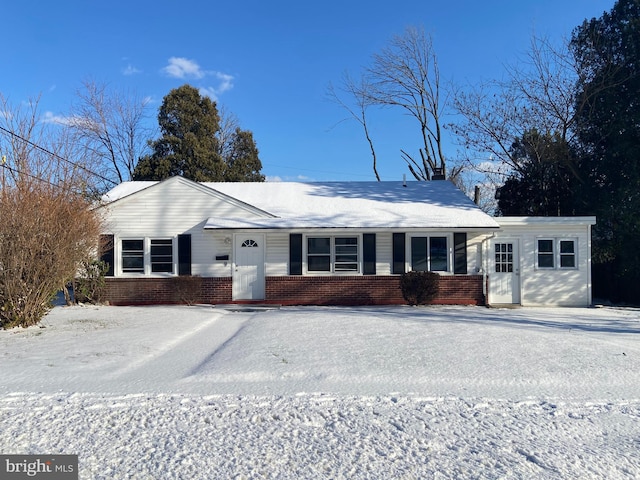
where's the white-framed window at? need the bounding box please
[410,235,449,272]
[120,237,175,275]
[121,239,144,273]
[536,238,577,269]
[537,239,555,268]
[306,236,359,273]
[150,239,174,273]
[559,240,577,268]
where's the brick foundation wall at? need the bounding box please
[265,276,405,305]
[265,275,484,306]
[436,275,485,305]
[104,275,484,306]
[104,277,232,305]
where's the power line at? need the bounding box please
[1,162,62,189]
[0,125,118,186]
[0,163,99,198]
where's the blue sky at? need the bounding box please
[3,0,613,182]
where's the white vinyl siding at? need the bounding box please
[265,233,289,276]
[375,232,393,275]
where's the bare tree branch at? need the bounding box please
[328,75,380,180]
[330,26,448,181]
[69,79,152,184]
[451,36,583,182]
[364,26,447,179]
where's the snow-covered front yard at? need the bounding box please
[1,304,639,479]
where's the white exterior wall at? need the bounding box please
[467,232,487,274]
[376,232,393,275]
[492,218,595,307]
[201,231,233,276]
[265,232,289,276]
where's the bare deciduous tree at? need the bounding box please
[368,26,447,180]
[451,36,581,181]
[216,104,240,160]
[333,26,448,181]
[69,79,152,185]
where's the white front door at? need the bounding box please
[232,234,265,300]
[489,240,521,304]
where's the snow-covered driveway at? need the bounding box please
[1,305,639,479]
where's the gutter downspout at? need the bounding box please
[587,222,593,306]
[481,232,497,306]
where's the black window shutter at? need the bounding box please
[178,234,192,276]
[363,233,376,275]
[392,233,406,274]
[454,232,467,274]
[99,234,114,277]
[290,234,302,275]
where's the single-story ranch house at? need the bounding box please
[98,176,595,307]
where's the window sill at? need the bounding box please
[116,273,177,278]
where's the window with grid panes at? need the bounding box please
[151,239,173,273]
[495,243,513,273]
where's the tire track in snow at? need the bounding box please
[110,311,255,388]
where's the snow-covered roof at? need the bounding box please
[102,181,158,203]
[103,178,500,230]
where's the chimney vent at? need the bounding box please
[432,167,445,180]
[474,185,481,205]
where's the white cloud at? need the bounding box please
[198,73,235,101]
[122,64,142,76]
[214,72,234,94]
[162,57,205,79]
[162,57,235,100]
[42,111,73,125]
[198,86,218,100]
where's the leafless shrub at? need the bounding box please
[0,94,102,328]
[73,260,109,304]
[0,185,102,327]
[173,276,203,306]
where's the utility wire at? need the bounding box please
[0,163,98,198]
[1,162,62,189]
[0,125,118,186]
